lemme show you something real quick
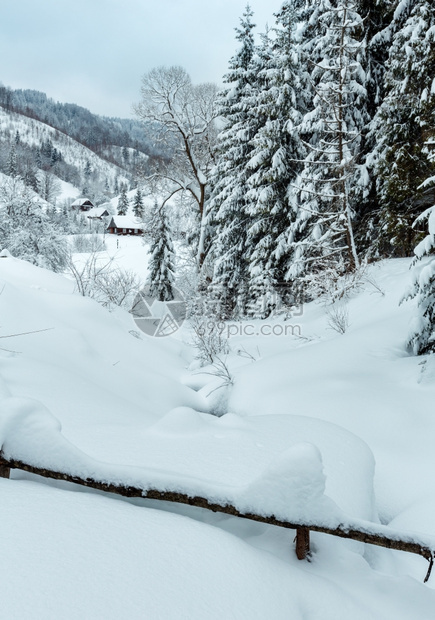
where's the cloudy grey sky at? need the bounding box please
[1,0,279,119]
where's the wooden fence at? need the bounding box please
[1,453,433,582]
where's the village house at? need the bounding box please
[106,215,144,236]
[86,207,110,220]
[71,198,95,212]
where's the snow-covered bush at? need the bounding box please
[68,253,141,310]
[189,314,230,366]
[0,176,68,272]
[326,303,350,335]
[72,233,106,254]
[403,205,435,355]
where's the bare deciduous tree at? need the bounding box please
[134,66,218,268]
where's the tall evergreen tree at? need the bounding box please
[147,203,175,302]
[244,2,307,306]
[286,0,369,289]
[351,0,395,250]
[371,0,435,257]
[207,5,259,314]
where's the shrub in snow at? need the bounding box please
[72,233,106,253]
[404,206,435,355]
[189,314,230,366]
[68,252,141,310]
[326,302,350,335]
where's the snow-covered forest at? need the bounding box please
[1,0,435,618]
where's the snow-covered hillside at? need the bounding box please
[0,107,129,193]
[1,250,435,618]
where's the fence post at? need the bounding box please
[296,526,310,560]
[0,464,10,479]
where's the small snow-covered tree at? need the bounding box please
[0,177,68,272]
[404,203,435,355]
[133,187,144,219]
[147,203,175,302]
[38,170,61,204]
[7,145,18,178]
[117,186,129,215]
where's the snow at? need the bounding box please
[0,107,127,189]
[1,254,435,617]
[5,480,435,620]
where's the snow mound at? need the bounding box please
[0,398,342,525]
[239,442,337,522]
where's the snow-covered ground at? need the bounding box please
[1,245,435,619]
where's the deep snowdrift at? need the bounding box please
[1,253,435,618]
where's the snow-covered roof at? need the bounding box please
[86,207,109,218]
[107,216,143,229]
[71,197,94,207]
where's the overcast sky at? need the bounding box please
[1,0,279,119]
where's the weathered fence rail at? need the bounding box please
[1,453,433,582]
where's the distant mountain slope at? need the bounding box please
[0,106,130,203]
[0,85,155,159]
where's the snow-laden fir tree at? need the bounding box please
[133,187,144,219]
[207,5,258,315]
[243,1,308,311]
[286,0,369,293]
[404,202,435,354]
[147,202,175,302]
[7,145,18,178]
[371,0,435,257]
[356,0,395,118]
[351,0,396,252]
[117,185,129,215]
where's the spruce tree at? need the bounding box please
[117,186,129,215]
[207,5,259,315]
[133,187,144,219]
[147,203,175,302]
[352,0,396,251]
[372,0,435,257]
[286,0,369,290]
[404,204,435,354]
[7,145,18,178]
[244,2,307,308]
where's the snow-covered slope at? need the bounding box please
[0,107,128,189]
[1,254,435,618]
[222,260,435,521]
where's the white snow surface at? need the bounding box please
[1,252,435,618]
